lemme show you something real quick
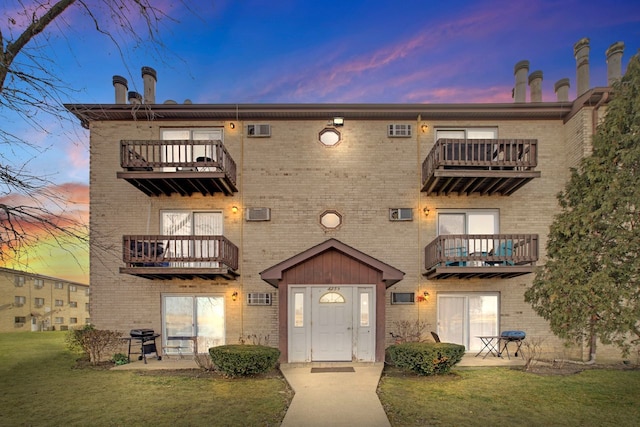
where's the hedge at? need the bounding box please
[386,342,466,375]
[209,345,280,377]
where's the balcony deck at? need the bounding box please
[120,235,239,280]
[424,234,538,279]
[421,139,541,196]
[116,140,238,196]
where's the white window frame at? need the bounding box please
[435,128,498,141]
[437,292,500,351]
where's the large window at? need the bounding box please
[161,211,223,267]
[161,128,223,171]
[438,210,499,256]
[437,293,499,351]
[436,128,497,140]
[162,295,225,355]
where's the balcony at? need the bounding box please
[120,235,239,280]
[424,234,538,279]
[116,140,238,196]
[421,139,540,196]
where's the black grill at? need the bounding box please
[127,329,161,363]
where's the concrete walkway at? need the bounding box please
[279,362,390,427]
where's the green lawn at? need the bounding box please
[378,365,640,426]
[0,332,290,426]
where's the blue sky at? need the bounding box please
[1,0,639,282]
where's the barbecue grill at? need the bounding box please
[127,329,161,363]
[500,330,526,358]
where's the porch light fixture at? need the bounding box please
[423,291,430,299]
[332,117,344,127]
[421,124,428,133]
[232,291,238,301]
[423,207,430,216]
[231,206,238,213]
[229,122,235,129]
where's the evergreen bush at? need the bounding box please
[387,342,465,375]
[209,345,280,377]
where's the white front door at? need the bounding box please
[311,287,353,361]
[288,285,375,362]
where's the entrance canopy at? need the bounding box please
[259,238,404,287]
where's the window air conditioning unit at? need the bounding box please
[246,207,271,221]
[247,124,271,137]
[388,124,412,137]
[389,208,413,221]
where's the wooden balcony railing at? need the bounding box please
[121,235,239,280]
[424,234,538,279]
[118,140,238,196]
[421,139,540,196]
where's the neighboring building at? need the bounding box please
[66,39,629,362]
[0,267,90,332]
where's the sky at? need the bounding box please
[1,0,639,284]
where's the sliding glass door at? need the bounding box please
[437,293,499,351]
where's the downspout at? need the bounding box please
[417,114,423,325]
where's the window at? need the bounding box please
[69,285,77,292]
[247,293,272,306]
[15,317,27,324]
[14,296,26,306]
[437,293,499,351]
[85,288,91,296]
[55,317,64,324]
[293,293,304,327]
[15,276,25,287]
[318,128,341,146]
[436,128,497,140]
[360,293,370,327]
[34,297,45,307]
[85,303,90,312]
[391,292,415,304]
[54,282,64,289]
[162,210,223,268]
[161,128,223,171]
[55,299,64,307]
[85,318,91,324]
[438,210,499,257]
[69,301,78,308]
[34,279,44,289]
[320,210,342,230]
[389,208,413,221]
[69,318,78,324]
[319,292,345,303]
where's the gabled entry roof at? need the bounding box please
[259,238,405,288]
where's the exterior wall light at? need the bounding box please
[232,291,238,301]
[332,117,344,126]
[423,207,430,216]
[229,122,235,129]
[231,206,238,213]
[421,124,429,133]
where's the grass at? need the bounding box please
[378,365,640,426]
[0,332,290,426]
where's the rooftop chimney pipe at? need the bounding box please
[554,78,570,102]
[574,38,590,96]
[513,60,529,103]
[141,66,157,104]
[128,91,142,105]
[606,41,624,86]
[528,70,543,102]
[112,75,128,104]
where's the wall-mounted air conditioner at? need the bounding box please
[246,207,271,221]
[247,124,271,137]
[388,124,412,137]
[389,208,413,221]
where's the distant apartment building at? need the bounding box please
[66,39,630,362]
[0,267,90,332]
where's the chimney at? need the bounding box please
[128,91,142,105]
[112,75,128,104]
[528,70,543,102]
[574,38,590,96]
[141,66,157,104]
[513,60,529,103]
[606,41,625,85]
[554,78,570,102]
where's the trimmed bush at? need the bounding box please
[209,345,280,377]
[386,342,465,375]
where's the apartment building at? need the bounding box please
[66,39,628,363]
[0,267,90,332]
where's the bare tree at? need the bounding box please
[0,0,183,267]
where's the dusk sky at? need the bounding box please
[1,0,639,284]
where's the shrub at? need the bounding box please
[66,325,123,365]
[112,353,129,366]
[386,342,465,375]
[209,345,280,377]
